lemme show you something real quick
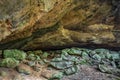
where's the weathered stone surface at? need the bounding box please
[0,0,120,50]
[17,63,32,75]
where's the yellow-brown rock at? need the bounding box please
[0,0,119,50]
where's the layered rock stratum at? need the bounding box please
[0,0,120,50]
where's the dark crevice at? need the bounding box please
[25,43,120,51]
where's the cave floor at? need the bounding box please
[0,48,120,80]
[0,63,118,80]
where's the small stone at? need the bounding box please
[41,70,57,79]
[0,71,7,77]
[17,64,32,75]
[27,61,35,66]
[27,53,41,61]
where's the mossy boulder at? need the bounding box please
[0,58,19,68]
[3,49,26,60]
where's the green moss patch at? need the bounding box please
[3,49,26,60]
[0,58,19,68]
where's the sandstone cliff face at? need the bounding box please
[0,0,120,50]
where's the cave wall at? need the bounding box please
[0,0,120,50]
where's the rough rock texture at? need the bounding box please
[0,0,120,50]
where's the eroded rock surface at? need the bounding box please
[0,0,120,50]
